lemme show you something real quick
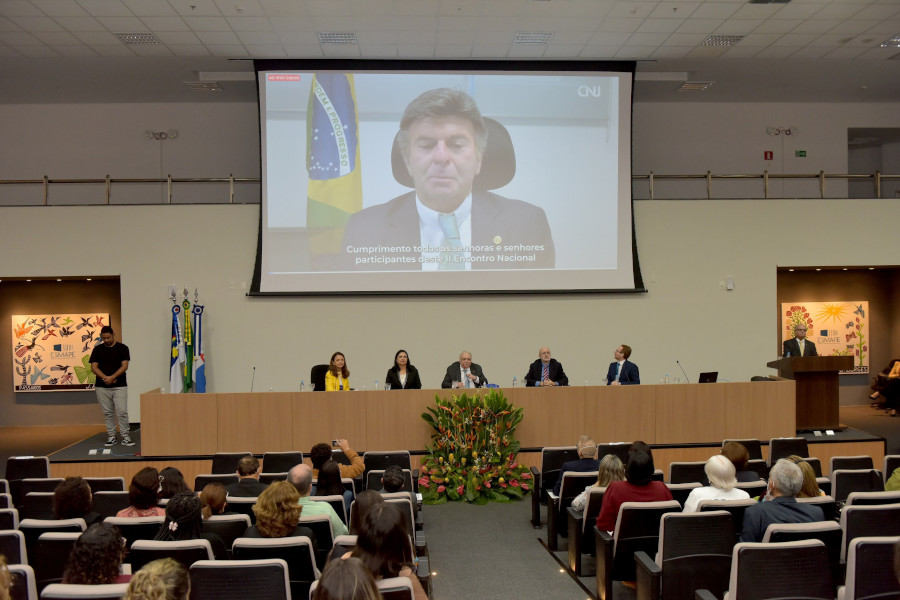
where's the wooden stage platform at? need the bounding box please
[41,382,886,485]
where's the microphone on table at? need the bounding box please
[676,360,690,384]
[250,366,256,393]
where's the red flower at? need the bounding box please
[785,311,790,317]
[856,317,860,323]
[522,472,532,480]
[509,461,518,469]
[855,349,860,356]
[863,345,868,351]
[484,482,491,489]
[437,485,445,493]
[510,479,520,487]
[456,484,464,495]
[500,482,508,488]
[418,477,430,488]
[521,483,530,491]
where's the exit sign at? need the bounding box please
[795,150,807,157]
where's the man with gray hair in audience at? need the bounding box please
[553,435,599,496]
[740,458,824,542]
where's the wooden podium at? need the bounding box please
[767,356,854,430]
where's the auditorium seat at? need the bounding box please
[567,487,606,577]
[18,518,85,563]
[546,471,596,550]
[830,455,874,472]
[193,473,239,492]
[837,536,900,600]
[189,559,291,600]
[595,500,680,600]
[722,439,763,461]
[839,503,900,562]
[380,493,425,552]
[761,521,842,587]
[33,532,81,593]
[767,437,809,466]
[21,492,55,520]
[364,469,414,494]
[82,478,125,493]
[201,514,250,558]
[259,472,287,485]
[0,492,12,509]
[310,494,347,526]
[0,507,20,530]
[796,495,839,523]
[0,529,27,564]
[745,460,768,481]
[6,563,37,600]
[845,490,900,506]
[0,479,8,494]
[695,540,833,600]
[529,446,578,528]
[91,492,130,520]
[665,482,701,509]
[5,456,50,483]
[883,455,900,485]
[734,481,767,499]
[328,535,357,564]
[310,575,415,600]
[210,452,251,474]
[635,511,734,600]
[16,478,63,509]
[667,461,707,485]
[224,496,257,525]
[232,536,319,599]
[129,539,214,571]
[261,451,303,473]
[40,583,129,599]
[297,515,333,569]
[698,499,758,543]
[103,516,163,550]
[831,469,883,504]
[362,451,412,485]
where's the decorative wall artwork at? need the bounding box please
[11,313,109,391]
[781,301,869,375]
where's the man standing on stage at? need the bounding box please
[90,325,133,447]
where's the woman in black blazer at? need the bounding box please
[385,349,422,390]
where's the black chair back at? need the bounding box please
[83,477,125,493]
[211,453,252,475]
[610,501,681,581]
[0,493,11,509]
[190,559,291,600]
[129,539,214,571]
[365,469,414,493]
[201,515,250,557]
[731,540,832,600]
[33,532,80,593]
[193,473,239,492]
[797,495,839,522]
[655,511,735,600]
[0,529,26,564]
[21,492,55,520]
[5,457,49,481]
[832,469,884,504]
[7,564,36,600]
[226,497,257,525]
[310,364,329,391]
[595,443,632,464]
[831,455,874,472]
[734,481,767,499]
[362,452,411,485]
[103,516,164,550]
[846,490,900,506]
[262,452,303,473]
[297,515,333,568]
[763,521,843,585]
[233,536,318,599]
[745,459,769,481]
[91,491,130,520]
[722,439,763,461]
[698,499,757,542]
[260,472,287,485]
[668,462,708,485]
[840,504,900,562]
[0,507,19,530]
[844,536,900,600]
[767,437,809,466]
[16,478,63,509]
[665,483,701,509]
[18,518,85,563]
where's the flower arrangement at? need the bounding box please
[419,389,532,504]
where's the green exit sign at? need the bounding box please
[795,150,807,157]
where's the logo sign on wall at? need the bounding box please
[781,302,869,375]
[11,313,110,392]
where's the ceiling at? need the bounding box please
[1,0,899,104]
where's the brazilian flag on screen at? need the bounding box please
[306,73,362,253]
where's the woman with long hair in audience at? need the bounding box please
[682,455,751,512]
[158,467,190,500]
[571,454,625,512]
[316,459,353,513]
[595,441,673,532]
[126,558,190,600]
[349,490,385,536]
[199,483,228,519]
[246,481,318,549]
[348,502,427,600]
[153,491,226,559]
[62,522,129,584]
[117,467,165,518]
[721,441,761,482]
[385,349,422,390]
[314,556,382,600]
[54,476,102,525]
[325,352,350,391]
[788,455,825,498]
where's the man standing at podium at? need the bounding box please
[783,324,817,357]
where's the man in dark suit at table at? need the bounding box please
[783,324,817,357]
[442,351,488,389]
[225,455,269,497]
[525,347,569,387]
[606,344,640,385]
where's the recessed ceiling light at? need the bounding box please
[115,32,161,45]
[700,35,744,47]
[57,278,62,281]
[869,267,875,270]
[880,34,900,48]
[816,268,822,271]
[788,268,794,272]
[26,279,31,282]
[514,32,553,44]
[317,32,358,45]
[86,278,92,281]
[842,268,847,271]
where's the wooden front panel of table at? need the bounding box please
[140,382,795,456]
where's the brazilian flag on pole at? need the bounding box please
[182,298,193,392]
[306,73,362,256]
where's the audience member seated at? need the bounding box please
[54,476,102,525]
[553,435,599,496]
[571,454,624,512]
[886,467,900,492]
[126,558,190,600]
[310,439,365,480]
[153,491,226,560]
[225,455,269,497]
[289,464,349,537]
[788,455,825,498]
[199,483,228,519]
[117,467,165,518]
[314,556,381,600]
[596,441,673,532]
[869,358,899,403]
[62,522,129,584]
[0,556,9,600]
[346,503,427,600]
[349,491,385,536]
[740,458,824,543]
[158,468,190,500]
[245,481,318,549]
[682,455,751,512]
[721,441,760,483]
[317,459,353,513]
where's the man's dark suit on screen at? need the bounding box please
[606,360,640,385]
[783,337,817,357]
[525,359,569,387]
[441,362,488,389]
[341,191,555,270]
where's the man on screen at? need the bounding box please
[783,324,817,357]
[342,87,555,271]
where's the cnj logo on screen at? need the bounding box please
[577,85,607,98]
[51,344,76,359]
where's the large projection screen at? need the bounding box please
[253,60,639,295]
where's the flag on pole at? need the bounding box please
[182,298,193,392]
[169,305,184,393]
[306,73,362,254]
[191,303,206,393]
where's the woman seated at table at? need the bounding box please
[385,349,422,390]
[325,352,350,391]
